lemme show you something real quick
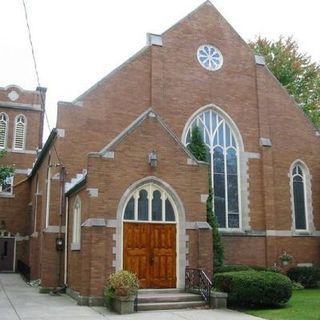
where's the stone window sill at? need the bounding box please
[71,243,81,251]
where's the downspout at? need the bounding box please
[58,166,66,287]
[64,197,69,286]
[45,162,52,229]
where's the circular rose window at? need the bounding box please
[197,44,223,71]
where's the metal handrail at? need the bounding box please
[185,267,212,303]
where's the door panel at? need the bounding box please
[123,223,176,288]
[0,238,14,271]
[149,224,176,288]
[123,223,149,288]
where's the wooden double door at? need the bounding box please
[0,237,14,272]
[123,223,176,288]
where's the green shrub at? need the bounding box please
[214,264,253,274]
[287,266,320,288]
[250,265,281,273]
[291,280,304,290]
[213,271,292,307]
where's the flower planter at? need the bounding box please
[111,295,136,314]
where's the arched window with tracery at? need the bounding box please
[124,184,176,222]
[13,114,26,150]
[291,162,308,230]
[184,108,241,229]
[0,113,8,149]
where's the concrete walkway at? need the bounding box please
[0,273,263,320]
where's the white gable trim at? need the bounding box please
[99,108,201,164]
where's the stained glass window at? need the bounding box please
[185,109,240,229]
[292,164,307,230]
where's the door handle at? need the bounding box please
[150,252,154,265]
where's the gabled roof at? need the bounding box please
[97,108,201,164]
[29,129,58,178]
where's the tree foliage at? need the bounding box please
[207,180,224,268]
[187,126,224,268]
[249,36,320,127]
[0,150,14,189]
[187,126,208,162]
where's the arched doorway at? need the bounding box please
[119,179,183,289]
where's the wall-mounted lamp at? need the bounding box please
[56,237,64,251]
[148,150,158,168]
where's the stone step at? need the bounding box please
[136,289,207,311]
[138,292,203,303]
[138,288,184,294]
[137,300,206,311]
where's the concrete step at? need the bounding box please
[136,289,207,311]
[138,292,203,303]
[138,300,206,311]
[138,288,184,294]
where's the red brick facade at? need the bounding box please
[0,1,319,304]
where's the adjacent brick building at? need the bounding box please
[0,1,319,305]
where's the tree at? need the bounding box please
[249,36,320,127]
[0,150,14,191]
[187,126,224,268]
[187,126,208,162]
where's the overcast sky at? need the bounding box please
[1,0,319,136]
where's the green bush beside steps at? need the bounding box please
[213,271,292,307]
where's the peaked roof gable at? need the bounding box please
[162,1,249,47]
[98,108,201,164]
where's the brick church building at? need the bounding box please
[0,1,319,305]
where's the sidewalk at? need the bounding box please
[0,273,263,320]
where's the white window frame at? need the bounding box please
[289,160,314,233]
[13,114,26,151]
[0,175,13,195]
[123,183,177,223]
[182,104,247,232]
[71,196,81,250]
[0,112,8,149]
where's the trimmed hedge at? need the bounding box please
[215,264,280,274]
[213,271,292,307]
[214,265,253,274]
[287,266,320,288]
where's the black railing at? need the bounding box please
[17,260,30,282]
[185,267,212,303]
[134,292,138,312]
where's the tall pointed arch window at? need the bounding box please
[13,114,26,150]
[0,113,8,149]
[291,162,309,231]
[71,197,81,250]
[124,183,176,222]
[184,108,240,229]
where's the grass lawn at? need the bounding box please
[246,289,320,320]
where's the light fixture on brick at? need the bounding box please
[148,150,157,167]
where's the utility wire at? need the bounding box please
[21,0,62,165]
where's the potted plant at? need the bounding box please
[104,270,139,314]
[279,251,293,266]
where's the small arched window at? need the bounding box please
[291,163,308,230]
[0,113,8,149]
[124,184,176,222]
[13,114,26,150]
[72,197,81,250]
